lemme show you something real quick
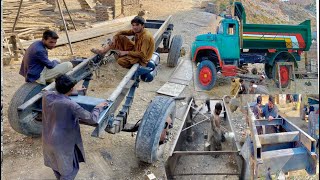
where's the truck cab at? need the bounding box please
[192,16,240,65]
[191,16,241,90]
[216,18,240,61]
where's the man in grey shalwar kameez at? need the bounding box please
[262,95,279,134]
[42,74,107,179]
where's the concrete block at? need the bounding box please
[145,173,156,180]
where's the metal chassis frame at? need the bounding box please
[165,97,246,179]
[15,16,174,138]
[246,103,317,178]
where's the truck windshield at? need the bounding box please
[217,24,223,34]
[228,24,236,35]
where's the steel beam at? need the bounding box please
[153,15,172,49]
[254,118,283,126]
[258,131,300,145]
[173,172,241,176]
[168,97,193,156]
[17,56,95,111]
[172,151,239,156]
[247,103,262,159]
[280,114,317,153]
[224,96,242,152]
[108,64,139,102]
[92,65,139,137]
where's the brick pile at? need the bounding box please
[77,0,95,10]
[95,2,114,21]
[97,0,121,18]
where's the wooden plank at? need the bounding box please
[20,23,131,49]
[90,15,135,28]
[258,131,300,145]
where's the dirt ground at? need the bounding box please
[1,0,319,179]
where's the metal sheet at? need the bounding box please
[259,147,309,176]
[169,58,193,85]
[69,95,106,111]
[156,82,186,97]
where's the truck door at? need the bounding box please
[221,22,240,62]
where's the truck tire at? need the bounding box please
[196,60,217,90]
[135,96,175,163]
[8,83,45,137]
[272,61,290,88]
[264,63,273,79]
[167,35,183,67]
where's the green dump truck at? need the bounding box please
[191,2,312,90]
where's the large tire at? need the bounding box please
[272,60,290,88]
[264,63,273,79]
[196,60,217,90]
[167,35,183,67]
[8,83,45,137]
[135,96,176,163]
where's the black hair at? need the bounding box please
[257,95,262,104]
[55,74,76,94]
[215,103,222,112]
[131,16,145,25]
[42,30,59,40]
[239,78,244,83]
[269,95,275,104]
[250,80,255,84]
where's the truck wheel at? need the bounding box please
[135,96,175,163]
[272,62,290,88]
[8,83,45,137]
[196,60,217,90]
[264,63,273,79]
[167,35,183,67]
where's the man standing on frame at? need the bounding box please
[262,95,279,134]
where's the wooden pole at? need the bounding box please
[61,0,77,31]
[12,0,23,32]
[56,0,74,55]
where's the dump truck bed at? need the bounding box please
[242,20,312,51]
[234,2,312,51]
